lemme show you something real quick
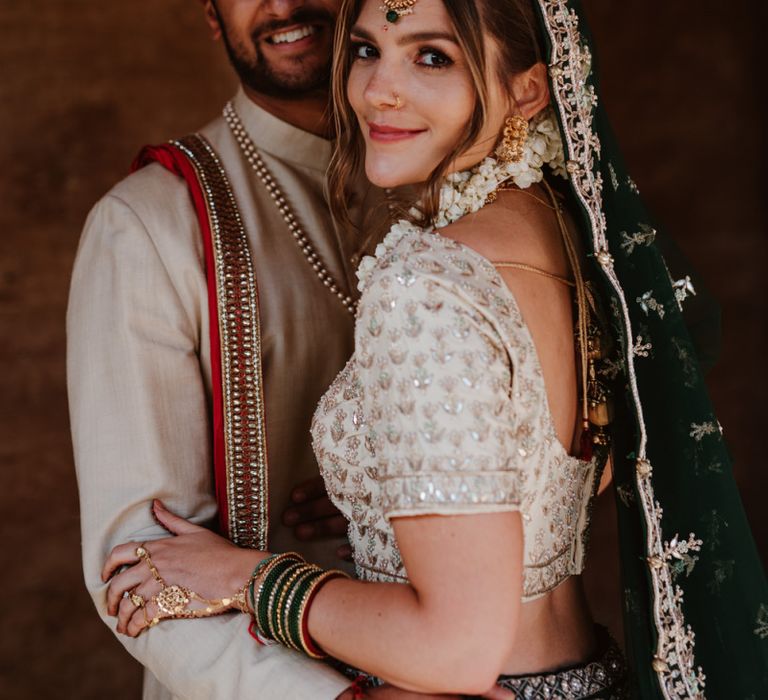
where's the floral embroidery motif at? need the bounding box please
[670,552,699,580]
[665,533,703,563]
[754,604,768,639]
[706,560,735,595]
[637,290,666,319]
[672,276,697,309]
[616,483,635,507]
[620,223,657,255]
[633,335,653,358]
[599,357,625,380]
[607,162,620,191]
[701,510,728,552]
[705,460,723,475]
[624,588,642,615]
[689,422,719,442]
[671,338,698,389]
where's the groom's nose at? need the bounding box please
[260,0,309,18]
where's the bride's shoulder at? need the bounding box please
[360,220,499,297]
[438,196,570,281]
[354,223,513,342]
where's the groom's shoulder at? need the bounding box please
[99,109,228,222]
[108,161,186,210]
[88,162,194,250]
[80,158,199,263]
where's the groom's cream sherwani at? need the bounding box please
[68,88,378,700]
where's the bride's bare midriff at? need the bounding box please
[500,575,596,675]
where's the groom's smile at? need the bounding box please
[210,0,339,96]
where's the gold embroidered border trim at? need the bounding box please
[172,134,269,550]
[536,2,706,697]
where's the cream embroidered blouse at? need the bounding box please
[311,224,602,601]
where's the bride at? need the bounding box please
[101,0,767,698]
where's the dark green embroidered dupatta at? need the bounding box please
[533,2,768,698]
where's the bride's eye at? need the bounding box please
[350,41,378,61]
[417,47,453,69]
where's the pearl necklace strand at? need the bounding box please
[223,101,357,315]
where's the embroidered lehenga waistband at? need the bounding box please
[495,628,628,699]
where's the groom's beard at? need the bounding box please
[215,5,335,98]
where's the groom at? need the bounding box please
[68,1,385,698]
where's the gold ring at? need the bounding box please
[135,544,148,559]
[130,592,146,608]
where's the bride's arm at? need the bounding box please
[104,502,519,698]
[308,511,523,695]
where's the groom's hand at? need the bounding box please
[282,476,351,559]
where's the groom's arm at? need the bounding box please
[67,168,351,700]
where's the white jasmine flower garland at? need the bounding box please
[436,106,566,227]
[357,106,566,290]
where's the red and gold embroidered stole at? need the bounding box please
[133,134,269,549]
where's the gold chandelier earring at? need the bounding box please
[495,115,528,163]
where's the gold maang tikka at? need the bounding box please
[381,0,417,23]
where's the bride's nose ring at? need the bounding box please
[393,92,403,110]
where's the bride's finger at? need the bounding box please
[116,593,142,634]
[102,541,144,582]
[152,500,201,536]
[126,600,158,638]
[117,581,158,635]
[106,564,148,615]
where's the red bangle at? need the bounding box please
[300,571,348,658]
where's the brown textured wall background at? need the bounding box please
[0,1,764,698]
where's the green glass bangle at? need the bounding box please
[287,569,325,651]
[247,553,280,614]
[267,562,305,643]
[283,567,323,650]
[255,554,303,637]
[274,564,317,648]
[255,555,302,636]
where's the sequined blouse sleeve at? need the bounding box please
[355,242,525,520]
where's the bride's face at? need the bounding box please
[347,0,510,188]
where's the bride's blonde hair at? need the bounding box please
[328,0,544,231]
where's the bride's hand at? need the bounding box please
[102,500,264,637]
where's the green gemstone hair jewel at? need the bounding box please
[381,0,417,23]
